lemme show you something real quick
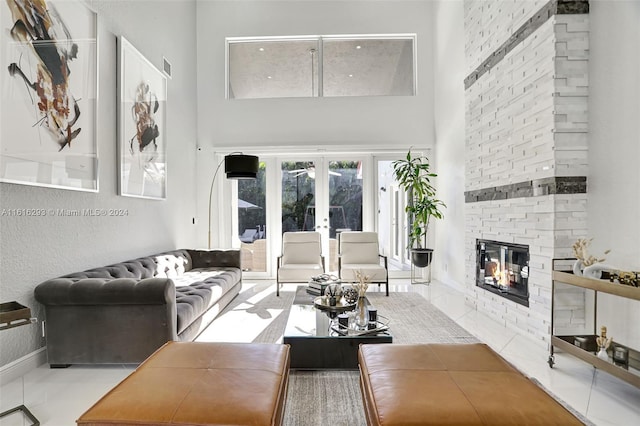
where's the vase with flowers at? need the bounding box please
[353,271,370,329]
[596,325,613,361]
[353,271,370,298]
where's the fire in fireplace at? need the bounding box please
[476,239,529,307]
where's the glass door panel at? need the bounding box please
[327,159,363,273]
[281,160,317,234]
[237,161,267,272]
[376,159,410,272]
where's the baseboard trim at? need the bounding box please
[0,348,47,386]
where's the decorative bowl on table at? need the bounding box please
[342,287,359,304]
[313,296,356,313]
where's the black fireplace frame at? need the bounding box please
[476,239,530,307]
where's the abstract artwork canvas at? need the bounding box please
[118,36,167,200]
[0,0,98,191]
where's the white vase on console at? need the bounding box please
[583,263,616,279]
[572,259,583,276]
[597,346,610,361]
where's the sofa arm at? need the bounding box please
[187,249,241,270]
[34,277,175,306]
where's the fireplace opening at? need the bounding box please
[476,239,529,307]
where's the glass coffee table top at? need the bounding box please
[286,287,390,336]
[283,286,392,369]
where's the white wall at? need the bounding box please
[195,0,436,248]
[196,0,434,148]
[0,0,198,367]
[588,0,640,270]
[433,0,466,288]
[587,0,640,348]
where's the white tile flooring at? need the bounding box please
[1,280,640,425]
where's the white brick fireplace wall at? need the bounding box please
[464,0,590,344]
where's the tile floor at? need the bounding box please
[1,280,639,425]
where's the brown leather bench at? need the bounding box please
[358,343,583,425]
[77,341,290,426]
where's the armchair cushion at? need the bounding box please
[281,232,323,265]
[340,265,387,282]
[339,231,389,295]
[277,264,324,282]
[340,232,381,264]
[276,232,324,295]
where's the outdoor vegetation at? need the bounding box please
[237,161,363,240]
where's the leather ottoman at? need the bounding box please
[358,343,583,425]
[77,341,290,426]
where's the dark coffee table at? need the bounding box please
[283,286,392,369]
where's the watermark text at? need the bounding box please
[1,208,129,217]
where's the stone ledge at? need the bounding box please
[464,176,586,203]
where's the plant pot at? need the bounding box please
[411,248,433,268]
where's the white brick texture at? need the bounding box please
[464,1,589,344]
[465,0,548,74]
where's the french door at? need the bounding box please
[234,151,416,279]
[280,156,364,274]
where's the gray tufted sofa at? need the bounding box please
[34,249,242,366]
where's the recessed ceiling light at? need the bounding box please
[259,47,265,52]
[348,74,353,78]
[267,75,272,79]
[356,45,362,49]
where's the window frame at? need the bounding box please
[225,33,417,100]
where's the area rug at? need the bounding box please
[200,284,588,426]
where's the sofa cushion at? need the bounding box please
[61,250,192,281]
[151,252,192,277]
[173,268,242,334]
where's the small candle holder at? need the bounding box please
[612,345,629,369]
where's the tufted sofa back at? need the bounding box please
[61,250,193,281]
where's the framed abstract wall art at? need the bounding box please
[118,36,167,200]
[0,0,98,191]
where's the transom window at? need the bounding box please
[226,34,416,99]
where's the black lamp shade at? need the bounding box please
[224,154,259,179]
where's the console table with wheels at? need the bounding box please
[549,259,640,388]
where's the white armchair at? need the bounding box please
[338,231,389,296]
[276,232,325,296]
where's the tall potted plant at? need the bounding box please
[392,150,446,267]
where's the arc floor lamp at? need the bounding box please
[208,153,259,249]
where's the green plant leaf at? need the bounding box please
[392,149,446,249]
